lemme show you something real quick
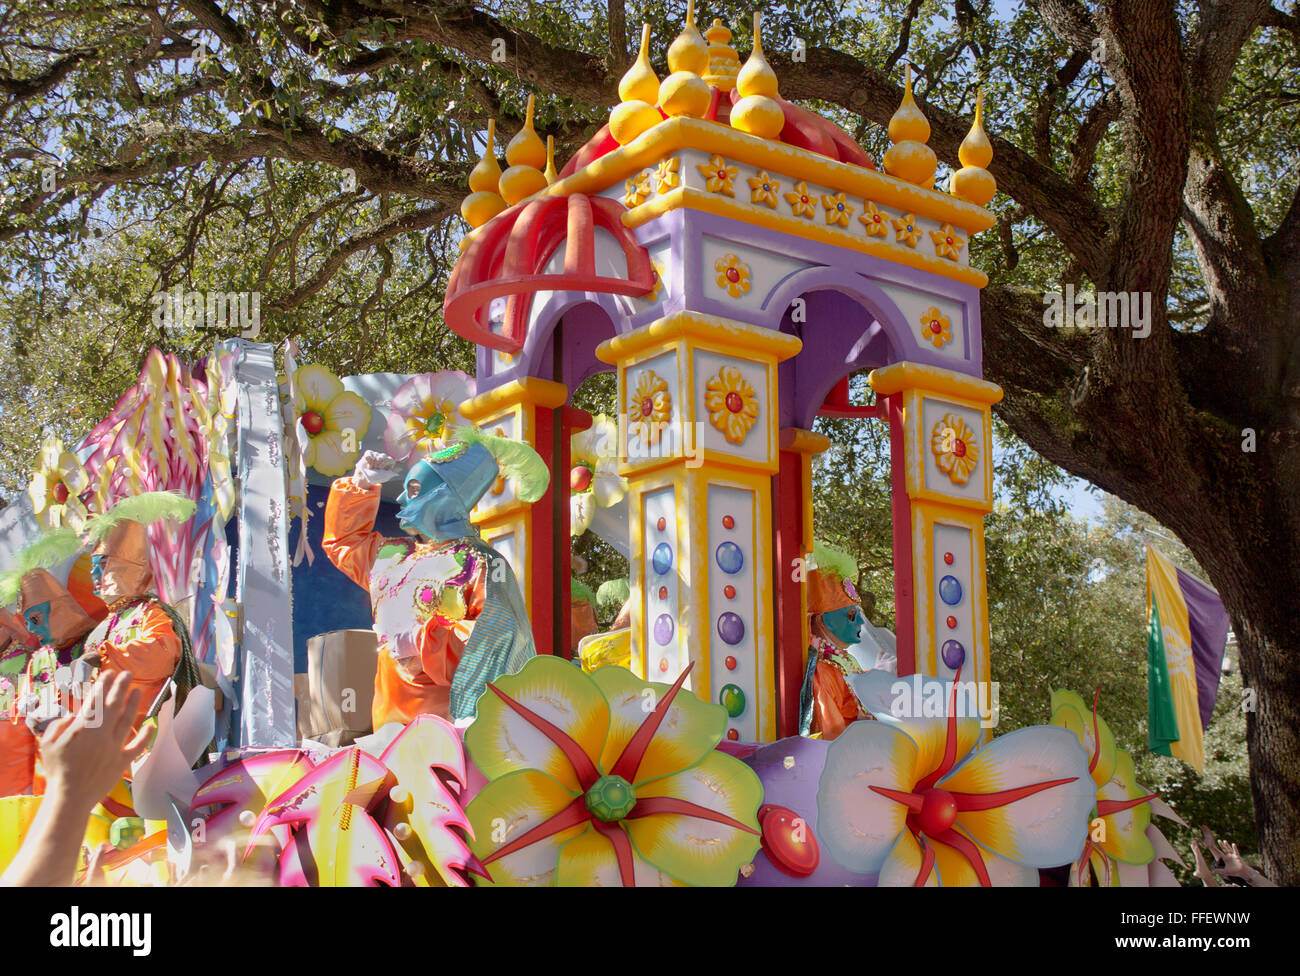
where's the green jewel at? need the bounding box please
[430,442,467,463]
[584,774,637,823]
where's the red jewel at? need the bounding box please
[717,170,726,180]
[658,586,668,599]
[758,804,820,878]
[724,584,736,599]
[952,439,966,458]
[930,320,942,333]
[52,483,69,504]
[946,237,954,245]
[640,397,654,417]
[726,728,739,741]
[943,552,954,565]
[725,391,743,413]
[725,267,740,283]
[800,196,808,203]
[725,656,737,670]
[722,515,735,529]
[946,616,957,629]
[656,516,666,531]
[659,658,669,673]
[300,410,325,436]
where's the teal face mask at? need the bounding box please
[821,605,863,646]
[397,459,474,541]
[24,601,52,644]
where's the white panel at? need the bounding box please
[931,522,974,683]
[642,486,684,686]
[707,484,757,741]
[693,349,769,463]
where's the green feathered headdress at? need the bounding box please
[812,539,857,582]
[83,491,197,545]
[570,577,597,607]
[596,578,630,610]
[0,527,82,607]
[447,425,551,504]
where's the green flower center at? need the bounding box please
[424,411,445,435]
[584,774,636,823]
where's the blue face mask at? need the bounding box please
[24,601,53,644]
[822,605,864,647]
[397,459,475,541]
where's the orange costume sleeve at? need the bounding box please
[322,477,385,590]
[811,661,863,741]
[97,602,182,728]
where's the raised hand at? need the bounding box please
[352,450,401,489]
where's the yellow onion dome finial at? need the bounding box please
[736,11,779,98]
[461,118,508,228]
[467,118,502,193]
[702,19,740,91]
[611,23,666,143]
[659,0,711,117]
[730,12,785,139]
[619,23,661,104]
[950,89,996,206]
[666,0,709,75]
[544,135,559,185]
[882,65,937,186]
[499,95,549,206]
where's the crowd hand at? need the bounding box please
[353,451,400,489]
[0,672,150,886]
[1190,840,1220,887]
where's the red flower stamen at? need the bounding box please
[608,662,694,783]
[915,668,963,791]
[933,827,991,886]
[592,819,637,887]
[868,785,924,812]
[914,839,936,886]
[949,776,1079,811]
[481,795,591,866]
[486,683,600,789]
[1090,685,1103,774]
[625,795,758,834]
[1095,792,1160,817]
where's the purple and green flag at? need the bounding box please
[1146,546,1230,772]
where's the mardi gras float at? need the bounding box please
[0,7,1190,887]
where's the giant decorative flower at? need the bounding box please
[570,414,628,536]
[292,364,372,477]
[931,413,978,485]
[892,213,923,247]
[817,671,1094,886]
[919,305,952,348]
[821,191,854,227]
[931,223,965,261]
[705,365,760,444]
[697,154,737,196]
[860,201,890,238]
[28,436,90,530]
[383,370,475,463]
[1050,689,1163,886]
[747,171,780,208]
[464,657,763,886]
[714,253,751,298]
[628,370,671,446]
[785,181,817,218]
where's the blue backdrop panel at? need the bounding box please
[288,482,405,672]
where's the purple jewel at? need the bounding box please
[941,639,966,670]
[653,614,674,645]
[717,612,745,645]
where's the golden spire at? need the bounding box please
[702,19,740,91]
[666,0,709,75]
[543,135,559,185]
[950,90,996,205]
[499,94,550,205]
[619,23,661,104]
[659,0,711,118]
[461,118,507,229]
[610,23,665,144]
[730,11,785,139]
[882,65,937,187]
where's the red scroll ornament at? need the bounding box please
[444,193,657,355]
